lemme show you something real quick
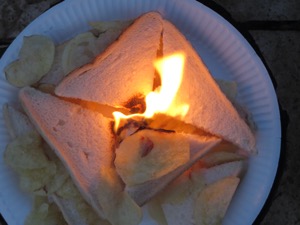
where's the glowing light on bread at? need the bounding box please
[113,53,189,131]
[145,53,189,118]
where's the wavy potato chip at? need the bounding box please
[55,178,111,225]
[55,178,79,200]
[113,193,143,225]
[93,166,142,225]
[4,131,58,194]
[160,174,194,205]
[115,130,190,186]
[2,103,35,139]
[39,42,68,85]
[194,177,240,225]
[61,32,98,75]
[147,172,194,225]
[45,159,69,194]
[75,199,111,225]
[25,196,67,225]
[147,198,168,225]
[100,190,142,225]
[200,151,246,167]
[5,35,55,87]
[19,164,56,195]
[4,131,52,170]
[61,28,128,76]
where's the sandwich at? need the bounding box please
[53,11,256,208]
[55,12,163,108]
[2,10,256,225]
[161,20,256,154]
[55,13,255,155]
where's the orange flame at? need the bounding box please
[113,52,189,131]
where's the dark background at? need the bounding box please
[0,0,299,224]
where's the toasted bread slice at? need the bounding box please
[19,87,142,225]
[162,20,256,154]
[55,12,163,108]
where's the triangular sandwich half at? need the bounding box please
[3,103,113,225]
[19,87,142,225]
[55,12,163,108]
[162,20,256,154]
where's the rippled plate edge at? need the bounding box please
[0,0,281,225]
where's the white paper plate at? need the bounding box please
[0,0,281,224]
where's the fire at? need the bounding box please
[113,52,189,131]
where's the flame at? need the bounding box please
[113,52,189,131]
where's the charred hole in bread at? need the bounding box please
[115,119,175,146]
[110,121,121,149]
[67,142,73,148]
[116,119,147,136]
[57,119,65,126]
[83,151,89,160]
[114,119,147,145]
[123,94,146,114]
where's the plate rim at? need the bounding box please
[0,0,281,224]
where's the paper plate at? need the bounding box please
[0,0,281,224]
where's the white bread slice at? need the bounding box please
[162,20,256,154]
[55,12,163,108]
[126,135,221,206]
[19,87,141,225]
[158,161,245,225]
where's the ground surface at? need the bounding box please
[0,0,299,224]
